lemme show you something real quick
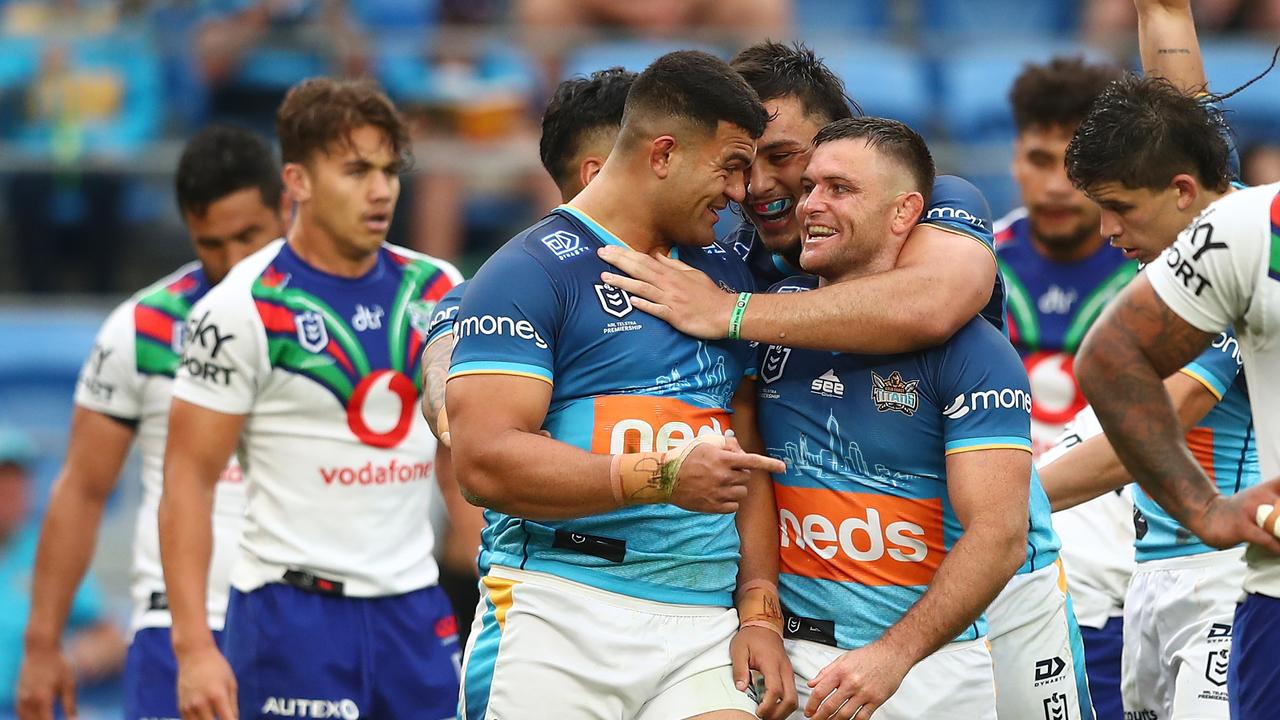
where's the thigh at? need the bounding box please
[368,586,462,720]
[1228,593,1280,720]
[988,567,1085,720]
[461,571,656,720]
[637,606,754,720]
[124,627,181,720]
[1163,563,1243,719]
[635,666,756,720]
[877,642,997,720]
[1122,572,1167,718]
[223,586,369,720]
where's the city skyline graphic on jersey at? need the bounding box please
[653,341,733,408]
[767,408,928,488]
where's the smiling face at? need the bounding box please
[657,120,756,246]
[742,95,826,255]
[797,137,909,282]
[1012,123,1102,256]
[291,124,403,260]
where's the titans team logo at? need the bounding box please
[295,310,329,353]
[594,283,633,318]
[872,371,920,416]
[760,345,791,384]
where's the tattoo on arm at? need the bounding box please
[1158,47,1192,55]
[423,333,456,433]
[1079,282,1217,527]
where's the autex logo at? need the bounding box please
[811,370,844,398]
[455,314,549,349]
[261,697,359,719]
[776,485,945,587]
[590,395,731,454]
[942,387,1032,419]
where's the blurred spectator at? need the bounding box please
[1241,141,1280,184]
[195,0,368,133]
[1085,0,1280,39]
[0,428,124,715]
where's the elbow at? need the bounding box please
[913,310,965,348]
[451,445,504,510]
[989,519,1029,579]
[1074,333,1112,404]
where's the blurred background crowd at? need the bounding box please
[0,0,1278,716]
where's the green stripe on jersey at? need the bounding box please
[998,258,1040,351]
[1062,262,1138,353]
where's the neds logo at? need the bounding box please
[589,395,731,454]
[775,485,945,586]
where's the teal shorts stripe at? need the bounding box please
[462,595,502,720]
[1063,591,1096,720]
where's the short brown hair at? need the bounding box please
[1010,56,1124,133]
[276,77,410,166]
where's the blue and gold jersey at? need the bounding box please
[756,275,1033,650]
[449,206,756,606]
[1133,331,1257,561]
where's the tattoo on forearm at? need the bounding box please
[1081,290,1216,526]
[422,334,456,432]
[1157,47,1193,55]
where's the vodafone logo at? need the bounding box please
[775,485,945,586]
[346,369,418,448]
[1024,351,1085,425]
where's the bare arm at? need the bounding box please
[805,448,1030,719]
[18,408,133,719]
[1076,276,1280,551]
[731,381,780,594]
[159,400,244,657]
[597,224,995,353]
[1043,371,1220,511]
[434,446,486,576]
[421,333,456,443]
[447,373,783,520]
[1136,0,1208,92]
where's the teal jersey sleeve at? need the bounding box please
[934,319,1033,456]
[1180,329,1244,400]
[426,280,466,345]
[449,244,560,386]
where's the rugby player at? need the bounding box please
[420,66,637,650]
[996,55,1132,720]
[16,126,284,720]
[422,66,638,446]
[755,116,1029,720]
[601,40,1092,720]
[160,79,463,720]
[447,51,795,719]
[1067,2,1280,717]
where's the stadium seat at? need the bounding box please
[936,41,1121,143]
[350,0,438,31]
[560,39,723,80]
[794,0,892,38]
[811,40,932,134]
[920,0,1078,36]
[1200,39,1280,145]
[378,43,536,106]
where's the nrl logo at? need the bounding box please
[872,371,920,416]
[295,310,329,353]
[594,283,633,318]
[760,345,791,384]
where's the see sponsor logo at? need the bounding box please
[810,370,844,398]
[776,485,945,587]
[455,314,549,349]
[589,395,731,454]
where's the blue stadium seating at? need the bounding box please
[813,40,932,134]
[1201,39,1280,145]
[920,0,1078,36]
[561,39,724,80]
[794,0,891,37]
[936,42,1122,142]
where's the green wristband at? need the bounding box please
[728,292,752,340]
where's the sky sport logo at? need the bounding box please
[261,697,359,719]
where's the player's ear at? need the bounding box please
[649,136,676,180]
[580,156,606,189]
[893,191,926,234]
[282,162,312,204]
[1171,173,1200,212]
